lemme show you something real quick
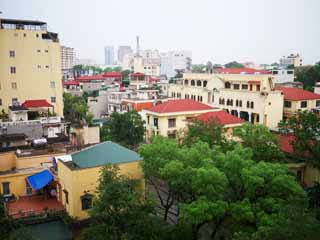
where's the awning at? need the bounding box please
[22,99,53,108]
[27,170,54,190]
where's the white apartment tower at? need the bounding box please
[161,50,192,78]
[61,45,75,79]
[104,46,114,65]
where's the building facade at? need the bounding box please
[117,46,133,63]
[0,18,64,116]
[279,54,302,68]
[160,50,192,78]
[104,46,114,65]
[271,68,294,84]
[168,69,284,128]
[61,45,75,80]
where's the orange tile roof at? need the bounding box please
[276,87,320,101]
[148,99,215,113]
[22,99,53,108]
[194,111,244,125]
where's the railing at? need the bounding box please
[0,117,61,127]
[40,117,61,124]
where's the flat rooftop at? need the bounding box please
[1,18,47,26]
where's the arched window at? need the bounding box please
[200,96,203,102]
[247,101,250,108]
[197,96,200,101]
[184,80,188,85]
[230,99,233,106]
[251,101,254,109]
[197,80,201,86]
[236,100,239,107]
[203,81,208,87]
[225,82,231,89]
[191,80,195,86]
[239,100,242,107]
[222,98,225,105]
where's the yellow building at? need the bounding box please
[56,141,143,220]
[275,87,320,118]
[168,68,284,128]
[0,18,64,116]
[143,99,221,140]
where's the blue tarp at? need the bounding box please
[27,170,54,190]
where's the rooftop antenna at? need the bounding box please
[136,35,140,57]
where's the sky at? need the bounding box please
[2,0,320,65]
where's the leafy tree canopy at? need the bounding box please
[295,62,320,89]
[224,61,245,68]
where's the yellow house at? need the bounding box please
[56,141,143,220]
[275,87,320,119]
[0,18,64,116]
[143,99,222,141]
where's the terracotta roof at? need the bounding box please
[22,99,53,108]
[275,87,320,101]
[131,72,145,77]
[147,99,215,113]
[194,111,245,125]
[63,80,79,86]
[102,72,122,78]
[216,68,270,74]
[75,74,105,81]
[277,134,295,153]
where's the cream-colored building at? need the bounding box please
[0,18,64,116]
[168,70,284,128]
[275,87,320,118]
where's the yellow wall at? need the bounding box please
[0,152,16,172]
[0,27,64,116]
[284,99,320,116]
[57,160,143,220]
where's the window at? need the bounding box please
[147,116,150,124]
[37,49,41,53]
[12,98,18,104]
[249,85,253,91]
[284,101,292,108]
[239,100,242,107]
[225,82,231,89]
[36,34,39,38]
[203,81,208,87]
[45,65,49,68]
[247,101,250,108]
[168,118,176,128]
[167,132,176,139]
[316,100,320,107]
[197,80,201,86]
[233,84,240,90]
[23,33,26,37]
[256,85,260,91]
[191,80,195,86]
[45,50,49,53]
[63,190,69,204]
[242,84,248,90]
[2,182,10,195]
[251,102,254,109]
[11,82,17,89]
[10,67,16,73]
[51,97,56,103]
[154,118,158,128]
[300,101,307,108]
[37,65,41,69]
[0,99,2,106]
[9,50,15,57]
[184,80,188,85]
[50,81,56,88]
[81,194,93,210]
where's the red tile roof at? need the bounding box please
[75,74,105,81]
[131,72,145,77]
[63,80,79,86]
[102,72,122,78]
[277,134,295,153]
[216,68,270,74]
[22,99,53,108]
[147,99,215,113]
[194,111,245,126]
[275,87,320,101]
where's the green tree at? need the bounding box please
[234,123,285,162]
[101,111,144,149]
[81,165,164,240]
[295,63,320,89]
[206,61,213,71]
[279,111,320,167]
[121,69,131,80]
[192,64,206,73]
[63,92,90,124]
[224,61,245,68]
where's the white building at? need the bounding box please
[104,46,115,65]
[61,46,75,80]
[168,68,284,128]
[315,82,320,95]
[271,69,294,84]
[280,54,302,68]
[161,50,192,78]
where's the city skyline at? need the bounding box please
[1,0,320,65]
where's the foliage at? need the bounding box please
[206,61,213,71]
[100,111,144,149]
[63,92,90,124]
[139,137,318,239]
[80,165,165,240]
[224,61,245,68]
[279,111,320,167]
[121,69,131,80]
[192,64,206,73]
[234,123,285,163]
[295,62,320,89]
[0,109,9,120]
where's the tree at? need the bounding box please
[121,69,131,80]
[63,92,90,124]
[279,111,320,167]
[206,61,213,71]
[234,123,285,163]
[101,111,144,148]
[295,63,320,90]
[192,64,206,73]
[81,165,164,240]
[224,61,245,68]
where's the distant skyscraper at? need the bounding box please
[118,46,133,63]
[104,46,114,65]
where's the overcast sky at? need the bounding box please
[2,0,320,65]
